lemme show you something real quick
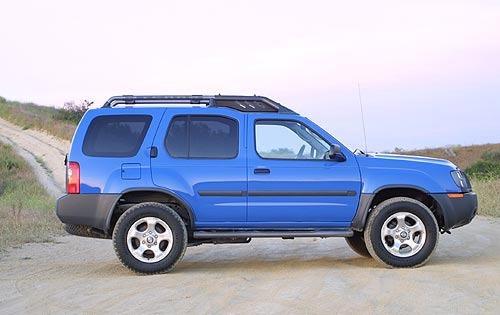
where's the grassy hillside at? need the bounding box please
[401,143,500,170]
[0,96,78,140]
[0,143,62,250]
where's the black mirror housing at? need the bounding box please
[329,144,346,161]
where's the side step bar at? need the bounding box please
[193,229,353,239]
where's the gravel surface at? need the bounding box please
[0,216,499,314]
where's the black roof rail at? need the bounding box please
[102,95,297,114]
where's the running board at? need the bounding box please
[193,229,353,239]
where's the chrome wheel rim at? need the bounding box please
[127,217,173,263]
[381,212,426,258]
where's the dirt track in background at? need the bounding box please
[0,117,499,314]
[0,117,68,197]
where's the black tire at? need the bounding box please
[112,202,188,274]
[345,231,371,258]
[364,197,439,268]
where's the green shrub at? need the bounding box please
[482,151,500,162]
[465,151,500,180]
[53,101,91,124]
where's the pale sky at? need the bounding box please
[1,0,499,151]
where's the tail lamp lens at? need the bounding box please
[67,161,80,194]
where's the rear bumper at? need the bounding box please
[431,192,478,230]
[56,194,120,232]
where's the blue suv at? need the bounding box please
[56,95,477,274]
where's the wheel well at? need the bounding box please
[370,188,445,228]
[108,191,193,235]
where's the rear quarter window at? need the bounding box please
[83,115,152,157]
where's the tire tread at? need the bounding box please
[112,202,188,275]
[364,197,439,268]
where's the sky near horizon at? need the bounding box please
[0,0,499,151]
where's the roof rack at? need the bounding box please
[102,95,297,114]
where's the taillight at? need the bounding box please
[67,161,80,194]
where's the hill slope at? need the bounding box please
[0,96,77,140]
[401,143,500,170]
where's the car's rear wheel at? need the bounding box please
[364,197,439,268]
[112,202,187,274]
[345,231,371,257]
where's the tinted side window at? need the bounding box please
[83,115,151,157]
[164,115,238,159]
[189,116,238,158]
[165,116,188,158]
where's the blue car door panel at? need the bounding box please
[247,115,361,228]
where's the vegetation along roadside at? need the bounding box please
[0,96,83,141]
[0,142,62,251]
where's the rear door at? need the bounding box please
[151,109,247,228]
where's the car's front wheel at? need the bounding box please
[112,202,187,274]
[364,197,439,268]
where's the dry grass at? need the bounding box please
[402,143,500,169]
[0,143,62,251]
[0,97,76,141]
[471,178,500,217]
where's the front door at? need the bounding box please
[247,116,361,228]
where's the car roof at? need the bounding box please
[101,95,298,114]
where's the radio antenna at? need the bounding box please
[357,82,368,153]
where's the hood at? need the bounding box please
[355,153,461,193]
[366,153,457,168]
[355,153,458,172]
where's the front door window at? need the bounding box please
[255,120,329,160]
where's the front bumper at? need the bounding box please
[431,192,478,231]
[56,194,120,232]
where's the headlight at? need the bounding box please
[451,170,472,192]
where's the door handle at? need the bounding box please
[150,146,158,158]
[254,168,270,174]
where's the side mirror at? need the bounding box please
[328,144,346,161]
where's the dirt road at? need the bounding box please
[1,217,499,314]
[0,117,68,198]
[0,117,499,314]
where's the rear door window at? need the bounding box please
[165,115,238,159]
[165,116,188,158]
[83,115,152,157]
